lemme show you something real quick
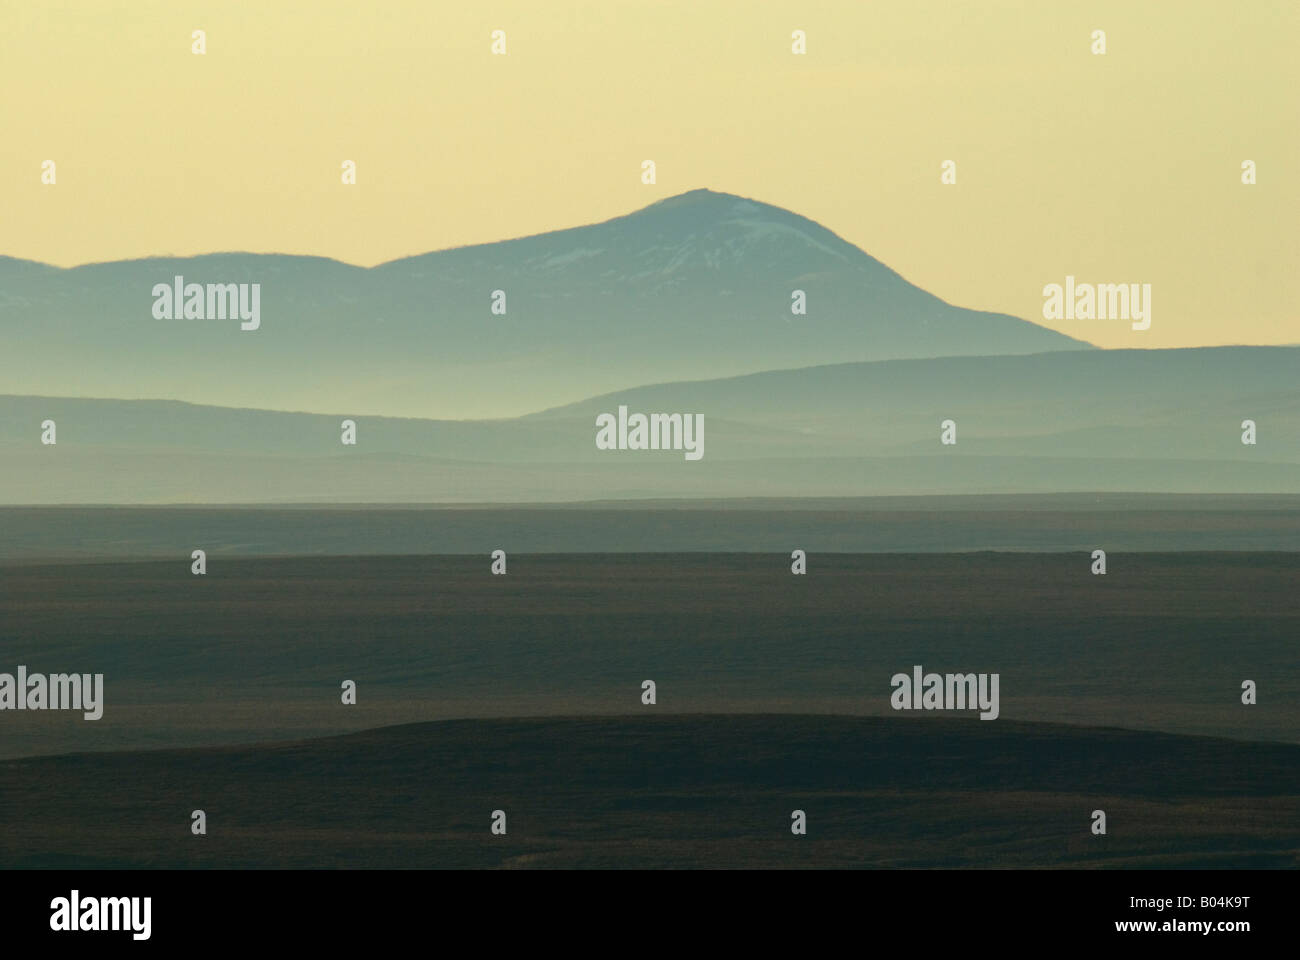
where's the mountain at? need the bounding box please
[1,346,1295,504]
[0,190,1090,419]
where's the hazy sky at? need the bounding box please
[3,0,1296,349]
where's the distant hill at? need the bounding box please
[0,190,1089,419]
[0,345,1295,503]
[531,343,1300,463]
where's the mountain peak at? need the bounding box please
[593,187,871,276]
[637,188,792,222]
[645,187,754,207]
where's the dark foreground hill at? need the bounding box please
[3,715,1297,868]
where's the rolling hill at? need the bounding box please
[0,345,1294,503]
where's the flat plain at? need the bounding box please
[2,504,1295,868]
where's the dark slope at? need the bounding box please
[3,715,1296,868]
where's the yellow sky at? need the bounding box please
[3,0,1296,348]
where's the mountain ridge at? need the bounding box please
[0,189,1091,419]
[0,189,974,274]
